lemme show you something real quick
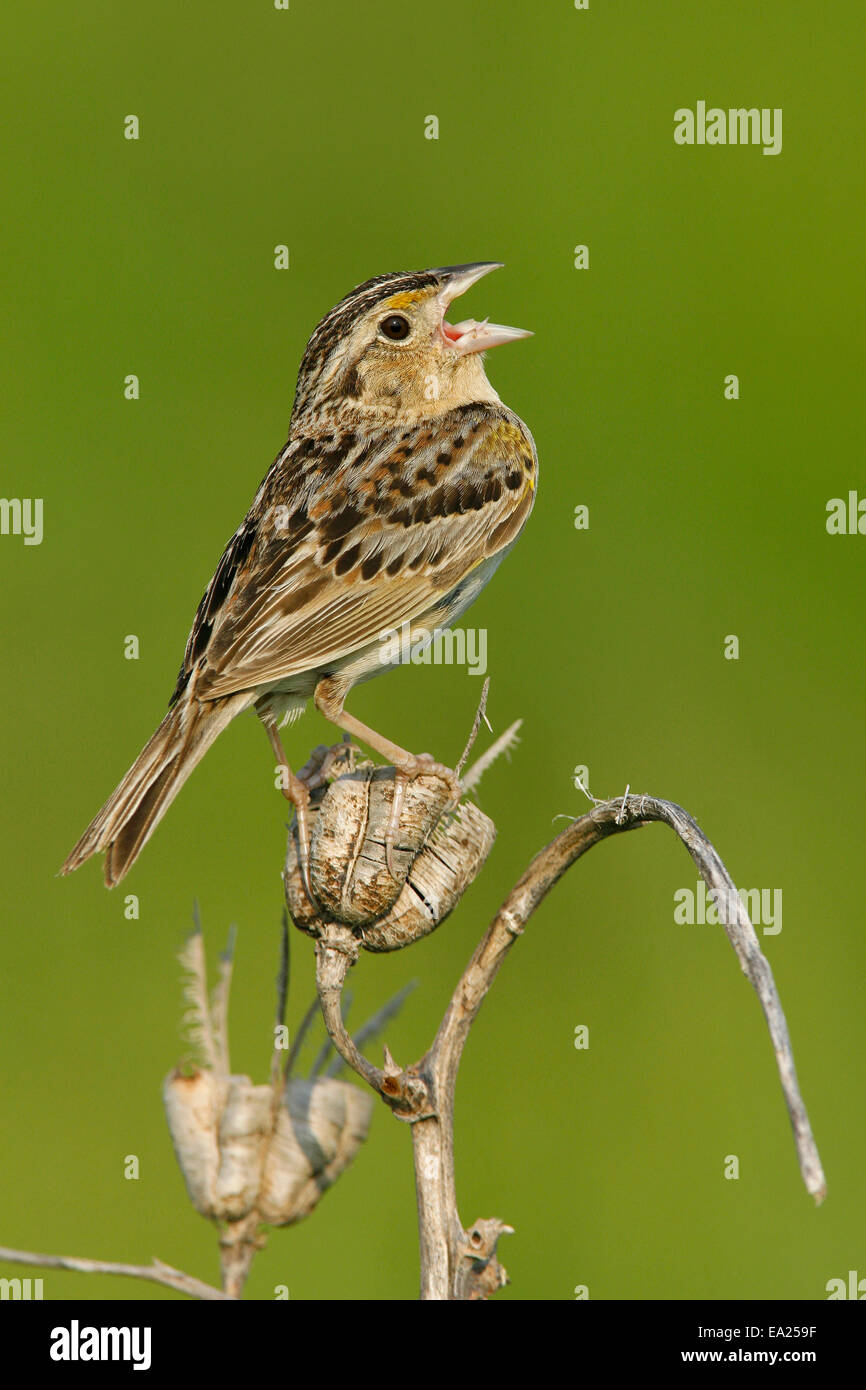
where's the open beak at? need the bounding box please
[435,262,533,355]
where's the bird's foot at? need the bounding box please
[296,735,359,792]
[278,769,314,904]
[385,753,462,879]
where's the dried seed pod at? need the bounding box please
[163,1068,223,1218]
[358,799,495,952]
[212,1077,272,1221]
[284,763,496,951]
[314,767,456,923]
[164,1069,373,1228]
[258,1078,373,1225]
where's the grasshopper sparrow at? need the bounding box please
[62,263,537,888]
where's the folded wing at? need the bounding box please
[177,404,536,703]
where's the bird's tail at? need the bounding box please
[60,692,253,887]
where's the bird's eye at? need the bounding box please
[379,314,411,341]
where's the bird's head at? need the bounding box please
[292,263,531,423]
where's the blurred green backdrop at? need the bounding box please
[1,0,863,1301]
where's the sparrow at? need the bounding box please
[61,262,537,890]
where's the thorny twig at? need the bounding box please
[455,677,492,777]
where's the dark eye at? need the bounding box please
[379,314,411,341]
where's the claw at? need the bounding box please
[297,736,359,793]
[413,753,463,811]
[291,781,315,905]
[385,770,409,879]
[295,743,330,788]
[384,755,463,881]
[312,737,359,788]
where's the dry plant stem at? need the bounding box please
[314,790,826,1300]
[0,1245,231,1301]
[412,1108,460,1299]
[433,793,826,1204]
[455,676,490,777]
[315,934,376,1084]
[315,929,430,1113]
[219,1213,263,1299]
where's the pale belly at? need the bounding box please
[253,547,508,726]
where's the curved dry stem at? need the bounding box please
[314,932,378,1083]
[431,793,826,1204]
[314,929,430,1115]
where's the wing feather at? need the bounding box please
[186,406,536,701]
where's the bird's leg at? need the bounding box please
[383,753,462,877]
[259,713,314,904]
[296,734,358,791]
[314,679,462,878]
[294,743,331,788]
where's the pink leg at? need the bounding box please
[259,712,314,903]
[314,679,461,878]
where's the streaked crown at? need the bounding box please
[293,270,441,417]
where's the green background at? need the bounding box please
[1,1,863,1301]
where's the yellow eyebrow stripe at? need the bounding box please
[385,290,427,309]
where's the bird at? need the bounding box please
[61,262,537,890]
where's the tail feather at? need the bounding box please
[61,693,253,887]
